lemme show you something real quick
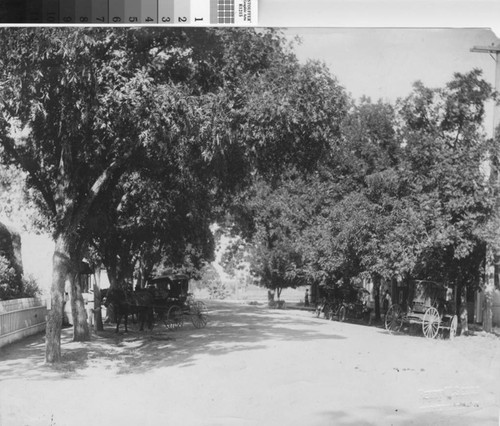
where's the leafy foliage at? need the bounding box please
[0,255,40,300]
[226,70,496,297]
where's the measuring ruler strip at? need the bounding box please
[91,0,108,23]
[124,0,141,23]
[59,0,74,23]
[141,0,157,23]
[190,0,209,24]
[173,0,189,25]
[109,0,124,23]
[43,0,59,23]
[0,0,257,24]
[158,0,174,24]
[76,0,91,23]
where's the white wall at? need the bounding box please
[21,233,54,297]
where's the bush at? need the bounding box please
[0,255,19,300]
[21,274,41,298]
[196,263,230,299]
[207,280,229,300]
[0,255,41,300]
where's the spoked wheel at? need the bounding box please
[338,305,346,322]
[422,307,440,339]
[385,304,403,332]
[449,315,458,340]
[166,305,183,330]
[190,302,208,329]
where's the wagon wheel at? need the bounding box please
[167,305,183,330]
[449,315,458,340]
[338,305,346,322]
[422,307,440,339]
[385,304,403,332]
[191,302,208,329]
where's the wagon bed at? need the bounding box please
[385,281,457,339]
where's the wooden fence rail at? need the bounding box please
[0,298,47,348]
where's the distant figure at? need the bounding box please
[383,289,392,313]
[460,293,469,336]
[305,289,310,307]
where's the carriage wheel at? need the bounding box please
[191,302,208,329]
[167,305,183,330]
[338,305,346,322]
[449,315,458,340]
[422,307,440,339]
[385,304,403,332]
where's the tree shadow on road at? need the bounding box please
[0,301,346,380]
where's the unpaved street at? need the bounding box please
[1,301,499,426]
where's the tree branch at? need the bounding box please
[69,149,136,232]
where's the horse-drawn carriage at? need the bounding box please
[147,274,208,330]
[384,280,457,339]
[315,284,371,323]
[315,285,340,319]
[103,274,208,333]
[335,285,371,323]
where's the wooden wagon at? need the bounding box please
[385,280,458,339]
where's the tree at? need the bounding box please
[0,27,318,361]
[395,71,495,283]
[346,72,496,318]
[0,28,214,361]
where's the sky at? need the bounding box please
[282,28,499,136]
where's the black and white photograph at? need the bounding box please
[0,11,500,426]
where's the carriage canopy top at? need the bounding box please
[147,274,189,299]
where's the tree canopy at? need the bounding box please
[0,27,350,360]
[223,70,497,302]
[0,27,498,360]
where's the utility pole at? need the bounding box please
[471,40,500,333]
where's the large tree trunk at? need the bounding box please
[70,273,90,342]
[45,234,73,363]
[68,237,91,341]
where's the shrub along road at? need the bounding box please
[0,301,499,425]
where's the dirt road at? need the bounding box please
[1,301,499,425]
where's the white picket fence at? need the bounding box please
[0,298,47,348]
